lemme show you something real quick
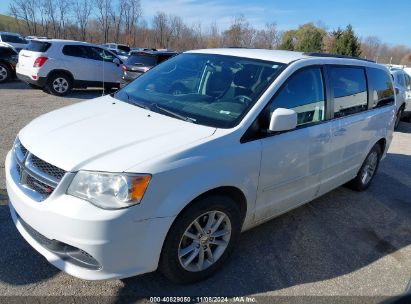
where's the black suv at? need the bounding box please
[0,46,18,83]
[120,50,178,87]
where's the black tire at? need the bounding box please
[0,63,11,83]
[160,194,242,284]
[394,105,404,130]
[47,73,72,96]
[346,144,382,191]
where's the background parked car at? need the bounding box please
[389,67,411,126]
[101,43,130,61]
[0,32,28,52]
[120,50,178,87]
[16,39,123,96]
[0,45,18,83]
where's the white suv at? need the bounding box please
[6,49,395,283]
[16,39,123,95]
[389,68,411,126]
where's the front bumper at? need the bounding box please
[5,151,174,280]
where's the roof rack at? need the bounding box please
[303,52,375,63]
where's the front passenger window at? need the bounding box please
[268,68,325,126]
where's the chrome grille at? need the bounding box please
[13,139,66,201]
[26,174,54,196]
[30,154,66,181]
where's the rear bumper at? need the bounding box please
[17,72,47,87]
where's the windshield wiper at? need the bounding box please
[124,92,151,110]
[152,103,196,123]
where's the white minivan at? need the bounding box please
[6,49,396,283]
[16,39,123,95]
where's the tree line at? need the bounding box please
[3,0,411,65]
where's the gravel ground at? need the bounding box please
[0,81,411,303]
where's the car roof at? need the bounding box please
[187,48,377,66]
[187,48,307,64]
[390,68,405,75]
[0,32,22,36]
[32,39,105,48]
[130,50,178,56]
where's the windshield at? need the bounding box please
[1,34,27,44]
[115,53,284,128]
[117,45,130,52]
[126,54,157,66]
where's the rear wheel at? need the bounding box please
[47,73,72,96]
[0,63,10,83]
[346,144,381,191]
[160,195,242,284]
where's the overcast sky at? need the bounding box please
[1,0,410,47]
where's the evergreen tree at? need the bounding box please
[331,24,361,57]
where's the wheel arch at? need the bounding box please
[46,69,74,82]
[376,137,386,155]
[178,186,248,222]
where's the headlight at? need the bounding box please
[67,171,151,209]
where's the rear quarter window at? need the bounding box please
[26,41,51,52]
[367,67,395,108]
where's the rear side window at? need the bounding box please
[269,67,325,126]
[1,34,27,44]
[26,41,51,52]
[367,68,394,108]
[126,54,157,66]
[62,45,89,58]
[329,66,368,117]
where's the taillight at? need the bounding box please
[33,57,48,68]
[121,64,126,72]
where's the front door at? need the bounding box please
[255,66,331,222]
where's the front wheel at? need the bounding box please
[347,144,381,191]
[160,195,242,284]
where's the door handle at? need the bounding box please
[333,128,347,136]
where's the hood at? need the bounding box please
[19,95,216,172]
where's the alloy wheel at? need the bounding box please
[178,210,231,272]
[0,66,8,81]
[52,77,69,93]
[361,151,378,185]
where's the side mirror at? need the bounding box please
[113,58,120,66]
[269,108,297,132]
